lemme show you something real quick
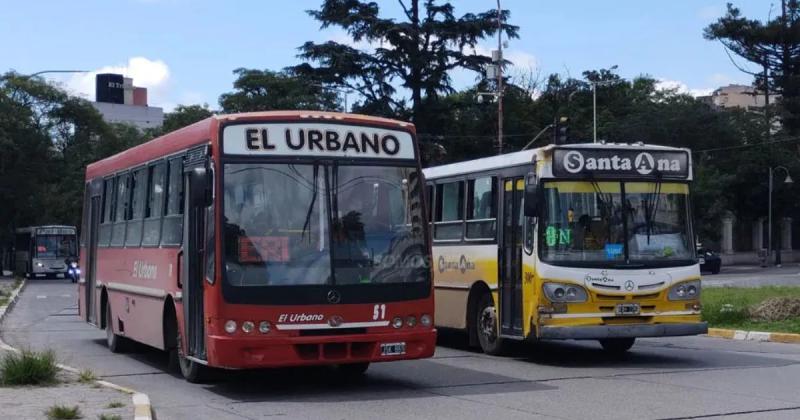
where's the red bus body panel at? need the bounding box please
[79,111,435,369]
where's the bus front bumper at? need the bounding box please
[539,322,708,340]
[206,329,437,369]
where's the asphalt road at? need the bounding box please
[703,264,800,288]
[4,281,800,420]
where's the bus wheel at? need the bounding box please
[599,338,635,354]
[476,293,505,355]
[176,332,210,383]
[105,304,129,353]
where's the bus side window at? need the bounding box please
[125,167,147,247]
[466,176,497,240]
[142,161,166,247]
[434,181,464,241]
[98,178,114,247]
[161,157,184,246]
[110,173,129,247]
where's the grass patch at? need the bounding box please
[0,296,7,307]
[0,349,59,386]
[45,404,82,419]
[702,286,800,333]
[105,401,124,409]
[78,369,96,383]
[98,415,122,420]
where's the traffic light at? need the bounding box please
[554,116,569,144]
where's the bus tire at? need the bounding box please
[105,304,129,353]
[599,337,635,354]
[476,293,505,355]
[176,330,210,383]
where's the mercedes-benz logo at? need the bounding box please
[328,315,344,327]
[326,290,341,304]
[624,280,635,291]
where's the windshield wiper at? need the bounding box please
[641,176,663,243]
[301,163,320,242]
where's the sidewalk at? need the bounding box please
[0,346,129,419]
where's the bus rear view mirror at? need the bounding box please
[524,172,539,217]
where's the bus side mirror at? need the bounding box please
[524,172,539,217]
[188,167,211,207]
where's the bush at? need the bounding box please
[0,349,59,385]
[98,414,121,420]
[78,369,96,383]
[45,404,82,420]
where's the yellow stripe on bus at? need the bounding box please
[543,181,688,194]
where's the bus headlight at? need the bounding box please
[392,317,403,329]
[258,321,271,334]
[36,262,44,268]
[406,316,417,327]
[543,283,588,303]
[241,321,255,334]
[224,320,237,334]
[420,314,432,327]
[669,280,701,300]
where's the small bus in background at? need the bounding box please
[79,111,435,382]
[423,143,706,355]
[15,225,78,279]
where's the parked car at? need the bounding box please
[697,246,721,274]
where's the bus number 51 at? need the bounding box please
[373,304,386,320]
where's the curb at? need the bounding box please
[707,327,800,344]
[0,279,154,420]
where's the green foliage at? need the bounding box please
[98,414,122,420]
[78,369,96,383]
[45,404,82,420]
[219,68,340,113]
[0,349,59,386]
[105,402,124,409]
[702,286,800,333]
[704,2,800,134]
[293,0,519,131]
[0,72,150,243]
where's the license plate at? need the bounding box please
[56,273,64,278]
[698,258,705,264]
[380,342,406,356]
[615,303,641,316]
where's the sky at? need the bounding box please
[1,0,773,112]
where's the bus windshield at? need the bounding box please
[35,235,77,258]
[539,181,693,267]
[223,163,428,287]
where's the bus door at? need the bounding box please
[182,146,210,361]
[85,180,103,325]
[499,178,524,337]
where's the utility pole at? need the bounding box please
[496,0,504,155]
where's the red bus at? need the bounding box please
[78,111,435,382]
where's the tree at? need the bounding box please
[219,68,340,113]
[0,72,149,244]
[704,1,800,134]
[161,104,214,133]
[292,0,519,132]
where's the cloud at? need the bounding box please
[64,57,171,107]
[655,78,712,97]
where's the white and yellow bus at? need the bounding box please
[423,143,706,354]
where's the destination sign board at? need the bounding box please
[552,148,690,179]
[223,123,415,160]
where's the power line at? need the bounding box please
[693,136,800,154]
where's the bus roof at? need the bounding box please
[86,111,416,180]
[423,142,691,180]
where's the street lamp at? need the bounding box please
[768,165,793,267]
[24,70,89,78]
[589,65,621,143]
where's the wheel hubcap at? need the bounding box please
[479,306,498,344]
